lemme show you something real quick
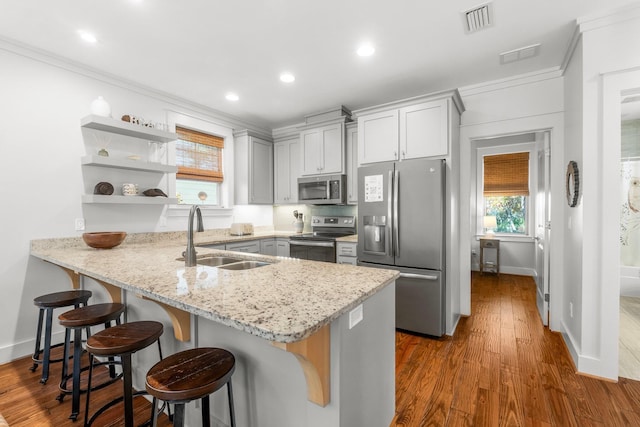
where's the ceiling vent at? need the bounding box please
[462,2,493,33]
[500,44,541,64]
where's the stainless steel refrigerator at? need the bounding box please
[357,158,445,336]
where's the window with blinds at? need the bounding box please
[175,126,224,205]
[482,151,530,235]
[483,152,529,196]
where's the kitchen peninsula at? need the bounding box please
[30,231,398,427]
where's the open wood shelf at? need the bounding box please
[81,115,177,143]
[81,155,177,173]
[82,194,178,205]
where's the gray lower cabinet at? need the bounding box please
[336,242,357,265]
[276,238,290,257]
[260,238,276,256]
[200,238,288,256]
[199,243,225,250]
[225,240,261,253]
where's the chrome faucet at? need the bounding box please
[183,205,204,267]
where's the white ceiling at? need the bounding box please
[0,0,635,129]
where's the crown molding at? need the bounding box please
[458,67,563,97]
[0,35,271,136]
[576,2,640,33]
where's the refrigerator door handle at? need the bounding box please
[388,170,394,257]
[399,273,438,281]
[393,169,400,257]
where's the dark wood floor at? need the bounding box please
[2,273,640,426]
[393,272,640,426]
[0,346,171,426]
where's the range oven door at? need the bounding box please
[289,240,336,262]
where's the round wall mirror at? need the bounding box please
[566,160,580,207]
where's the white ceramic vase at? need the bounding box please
[90,96,111,117]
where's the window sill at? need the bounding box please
[167,205,234,218]
[474,234,534,243]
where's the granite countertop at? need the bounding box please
[30,232,396,343]
[336,235,358,243]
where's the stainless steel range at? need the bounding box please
[289,215,356,262]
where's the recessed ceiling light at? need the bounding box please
[280,72,295,83]
[78,30,97,44]
[225,92,239,101]
[357,44,375,57]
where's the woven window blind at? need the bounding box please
[483,152,529,196]
[175,126,224,183]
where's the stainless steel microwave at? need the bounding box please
[297,174,346,205]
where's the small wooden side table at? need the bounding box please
[479,238,500,276]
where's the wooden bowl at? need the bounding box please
[82,232,127,249]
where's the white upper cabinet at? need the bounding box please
[345,122,358,204]
[274,136,300,204]
[399,99,448,160]
[355,92,462,165]
[300,122,345,175]
[357,109,399,164]
[234,131,273,205]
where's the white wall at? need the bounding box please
[562,36,585,366]
[566,3,640,379]
[0,44,272,363]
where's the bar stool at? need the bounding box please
[57,302,125,421]
[84,320,164,427]
[31,290,92,384]
[145,347,236,427]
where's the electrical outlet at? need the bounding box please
[471,250,477,256]
[569,302,573,318]
[75,218,85,231]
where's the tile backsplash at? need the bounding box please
[273,204,357,233]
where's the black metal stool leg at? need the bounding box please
[173,403,185,427]
[30,308,44,372]
[70,327,83,420]
[84,353,95,427]
[105,321,117,379]
[149,397,158,427]
[41,307,54,384]
[123,353,134,427]
[228,379,236,427]
[56,327,71,402]
[202,395,211,427]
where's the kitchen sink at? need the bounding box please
[194,256,244,267]
[217,261,271,270]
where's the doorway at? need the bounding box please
[459,111,564,332]
[470,132,551,325]
[619,92,640,380]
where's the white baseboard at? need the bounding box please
[0,330,67,365]
[471,266,536,276]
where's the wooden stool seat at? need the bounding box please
[86,321,164,356]
[58,303,125,328]
[146,347,236,427]
[84,321,164,427]
[34,290,92,308]
[31,290,92,385]
[57,302,125,420]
